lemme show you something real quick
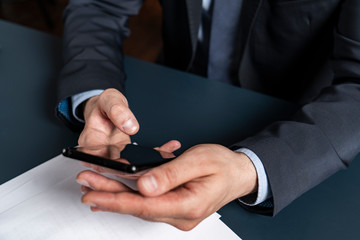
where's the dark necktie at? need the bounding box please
[190,2,213,77]
[208,0,243,84]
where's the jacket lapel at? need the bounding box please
[239,0,263,49]
[185,0,202,69]
[238,0,264,84]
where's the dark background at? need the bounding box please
[0,0,162,62]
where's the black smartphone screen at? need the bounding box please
[62,144,176,174]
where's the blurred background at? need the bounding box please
[0,0,162,62]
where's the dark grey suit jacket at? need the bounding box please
[57,0,360,215]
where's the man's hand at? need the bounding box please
[78,88,139,147]
[77,144,258,231]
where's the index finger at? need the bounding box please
[81,187,195,219]
[99,89,139,135]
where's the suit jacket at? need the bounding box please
[57,0,360,215]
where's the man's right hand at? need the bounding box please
[78,88,139,147]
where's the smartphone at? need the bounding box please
[62,144,176,175]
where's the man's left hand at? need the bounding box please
[77,144,258,231]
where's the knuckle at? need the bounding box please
[190,144,207,154]
[102,88,116,96]
[99,89,115,104]
[135,207,151,219]
[101,88,128,106]
[128,201,153,220]
[109,104,127,119]
[98,89,111,102]
[186,206,206,220]
[189,145,209,162]
[104,194,122,213]
[188,144,224,170]
[161,166,180,187]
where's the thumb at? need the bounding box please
[137,150,210,197]
[99,89,140,135]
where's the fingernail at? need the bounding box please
[84,202,97,207]
[141,174,158,192]
[81,187,90,194]
[122,119,138,134]
[76,179,92,189]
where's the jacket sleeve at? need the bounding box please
[234,0,360,215]
[56,0,143,128]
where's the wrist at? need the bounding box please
[235,148,272,206]
[232,152,258,198]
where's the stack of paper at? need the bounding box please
[0,155,241,240]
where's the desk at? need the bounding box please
[1,20,359,239]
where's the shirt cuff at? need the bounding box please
[235,148,272,206]
[71,89,104,123]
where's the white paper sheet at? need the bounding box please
[0,155,241,240]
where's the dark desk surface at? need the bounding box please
[1,20,359,239]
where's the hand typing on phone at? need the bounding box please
[76,89,257,231]
[78,88,139,147]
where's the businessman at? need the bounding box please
[57,0,360,230]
